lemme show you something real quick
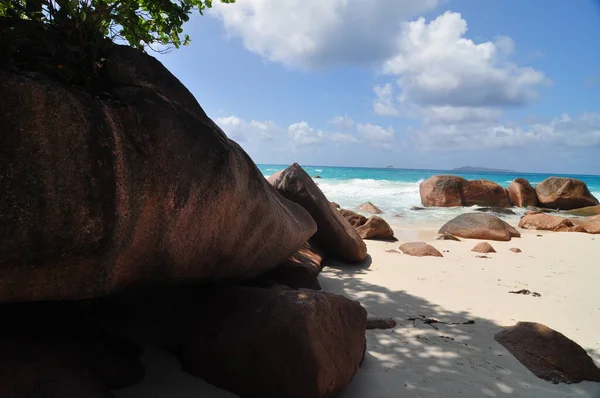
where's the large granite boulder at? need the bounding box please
[494,322,600,384]
[438,213,521,241]
[420,176,511,208]
[339,209,368,228]
[519,213,586,233]
[356,216,394,240]
[0,20,316,302]
[570,216,600,234]
[535,177,599,210]
[508,178,538,207]
[270,164,367,263]
[164,286,367,398]
[257,241,325,290]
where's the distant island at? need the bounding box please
[452,166,516,173]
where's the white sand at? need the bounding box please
[116,225,600,398]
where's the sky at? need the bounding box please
[155,0,600,175]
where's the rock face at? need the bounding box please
[534,177,599,210]
[258,241,325,290]
[399,242,443,257]
[571,217,600,234]
[165,286,367,398]
[339,209,368,228]
[439,213,521,241]
[519,213,586,233]
[508,178,538,208]
[494,322,600,384]
[270,164,367,263]
[472,242,496,253]
[356,216,394,240]
[420,176,511,208]
[356,202,383,214]
[0,22,317,302]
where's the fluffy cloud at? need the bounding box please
[411,112,600,151]
[329,115,355,130]
[288,121,326,146]
[216,116,283,142]
[379,12,549,111]
[211,0,439,69]
[372,84,400,117]
[356,123,395,141]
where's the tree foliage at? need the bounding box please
[0,0,235,51]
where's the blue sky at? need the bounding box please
[156,0,600,174]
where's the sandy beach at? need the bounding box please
[116,219,600,398]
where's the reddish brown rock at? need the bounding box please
[472,242,496,253]
[356,216,395,240]
[508,178,538,207]
[165,286,367,398]
[494,322,600,384]
[356,202,383,214]
[510,248,522,253]
[0,22,317,302]
[570,216,600,234]
[259,241,325,290]
[439,213,521,241]
[519,213,586,233]
[330,202,341,209]
[535,177,599,210]
[339,209,368,228]
[270,164,367,263]
[420,176,511,208]
[399,242,443,257]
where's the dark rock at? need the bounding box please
[0,24,317,302]
[410,206,426,211]
[356,202,383,214]
[535,177,599,210]
[438,213,521,241]
[472,242,496,253]
[356,216,394,240]
[339,209,368,228]
[164,286,367,398]
[312,175,321,179]
[508,178,538,207]
[436,233,461,241]
[366,317,397,330]
[494,322,600,384]
[474,207,516,215]
[258,241,325,290]
[399,242,443,257]
[270,164,367,263]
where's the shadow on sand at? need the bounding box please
[320,257,600,398]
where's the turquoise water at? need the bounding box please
[259,164,600,227]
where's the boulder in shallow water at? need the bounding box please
[339,209,368,228]
[494,322,600,384]
[0,20,317,302]
[356,216,394,240]
[356,202,383,214]
[420,176,511,208]
[534,177,599,210]
[471,242,496,253]
[508,178,538,207]
[399,242,443,257]
[439,213,521,241]
[164,286,367,398]
[270,164,367,263]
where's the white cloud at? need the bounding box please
[411,112,600,151]
[329,115,355,130]
[288,121,326,146]
[211,0,440,69]
[373,84,400,116]
[330,132,359,144]
[357,123,395,142]
[216,116,283,142]
[380,12,549,109]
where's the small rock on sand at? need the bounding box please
[399,242,443,257]
[472,242,496,253]
[510,248,522,253]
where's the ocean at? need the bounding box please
[258,164,600,228]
